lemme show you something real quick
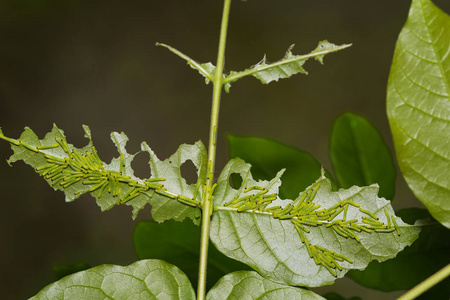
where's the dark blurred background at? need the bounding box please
[1,0,449,299]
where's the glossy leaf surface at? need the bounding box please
[206,271,324,300]
[386,0,450,228]
[210,158,420,287]
[31,260,196,299]
[330,112,396,200]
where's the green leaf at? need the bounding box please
[156,43,215,83]
[0,125,206,223]
[322,293,361,300]
[228,135,334,200]
[53,263,91,280]
[330,112,396,200]
[347,208,450,298]
[31,259,196,299]
[134,220,251,290]
[210,158,421,287]
[386,0,450,228]
[224,41,351,88]
[206,271,325,300]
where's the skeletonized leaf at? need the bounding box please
[387,0,450,228]
[210,158,420,287]
[31,260,196,300]
[0,125,206,223]
[224,41,351,88]
[206,271,324,300]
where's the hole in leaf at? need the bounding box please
[230,173,243,190]
[131,153,150,179]
[180,160,197,185]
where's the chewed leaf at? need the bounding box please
[210,158,421,287]
[156,42,216,83]
[206,271,325,300]
[224,41,351,87]
[0,125,207,223]
[31,260,196,299]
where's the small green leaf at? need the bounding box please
[156,42,215,83]
[53,263,91,280]
[347,208,450,297]
[206,271,325,300]
[211,158,420,287]
[330,112,396,200]
[31,260,196,299]
[0,125,206,223]
[322,293,362,300]
[387,0,450,228]
[134,220,251,290]
[224,41,351,87]
[228,135,334,200]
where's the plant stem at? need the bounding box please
[197,0,232,299]
[398,264,450,300]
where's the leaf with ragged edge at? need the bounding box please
[386,0,450,228]
[134,220,252,291]
[210,158,421,287]
[157,41,350,93]
[206,271,325,300]
[330,112,396,200]
[224,41,351,89]
[155,43,234,91]
[31,260,196,299]
[347,208,450,298]
[228,134,336,200]
[0,125,206,223]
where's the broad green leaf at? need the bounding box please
[386,0,450,228]
[53,263,90,280]
[134,220,251,290]
[322,293,361,300]
[347,208,450,298]
[210,158,420,287]
[228,135,334,200]
[0,125,206,223]
[206,271,324,300]
[31,259,196,299]
[330,112,396,200]
[224,41,351,88]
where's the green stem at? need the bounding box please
[197,0,232,299]
[398,264,450,300]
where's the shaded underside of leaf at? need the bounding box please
[347,208,450,298]
[210,158,420,287]
[0,125,206,223]
[133,220,251,291]
[206,271,325,300]
[228,134,333,200]
[330,112,396,200]
[386,0,450,228]
[31,260,196,300]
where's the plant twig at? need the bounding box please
[197,0,232,299]
[398,264,450,300]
